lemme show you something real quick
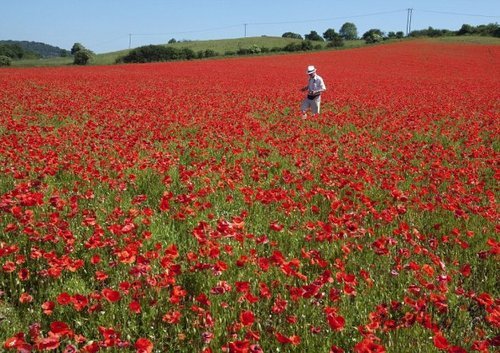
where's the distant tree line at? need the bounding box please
[410,23,500,38]
[0,40,69,58]
[0,43,40,66]
[282,21,500,45]
[0,41,73,66]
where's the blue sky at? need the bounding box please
[2,0,499,53]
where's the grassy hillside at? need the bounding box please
[10,36,362,67]
[8,35,499,68]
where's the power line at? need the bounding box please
[130,9,407,38]
[130,24,242,37]
[247,10,407,26]
[121,8,497,49]
[127,9,497,40]
[418,9,499,18]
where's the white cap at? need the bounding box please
[307,65,316,74]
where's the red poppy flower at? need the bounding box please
[57,292,72,305]
[433,333,449,350]
[228,340,250,353]
[50,321,73,337]
[162,310,181,324]
[135,338,153,353]
[102,288,121,302]
[354,338,386,353]
[35,335,60,350]
[42,301,55,315]
[129,300,142,314]
[4,334,27,350]
[240,310,255,326]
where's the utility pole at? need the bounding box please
[244,24,247,37]
[406,8,413,36]
[129,34,132,49]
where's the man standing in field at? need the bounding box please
[300,65,326,119]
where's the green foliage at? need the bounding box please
[326,37,345,48]
[0,43,39,60]
[324,28,344,47]
[196,49,218,59]
[340,22,358,40]
[282,32,303,40]
[0,55,12,66]
[457,23,500,36]
[71,42,85,55]
[73,49,93,65]
[168,38,177,44]
[305,30,324,41]
[409,23,499,38]
[119,45,197,63]
[457,24,475,35]
[0,43,24,59]
[475,23,500,37]
[410,27,454,38]
[70,43,93,65]
[0,40,65,58]
[323,28,337,41]
[71,43,94,65]
[237,44,262,55]
[283,40,314,52]
[363,29,385,43]
[387,31,405,39]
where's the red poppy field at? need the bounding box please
[0,40,499,352]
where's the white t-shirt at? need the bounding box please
[308,74,326,94]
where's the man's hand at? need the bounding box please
[301,86,308,92]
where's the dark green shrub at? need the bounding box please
[236,47,251,55]
[204,49,218,57]
[326,36,344,48]
[120,45,197,63]
[301,40,314,50]
[0,44,24,59]
[363,29,384,43]
[305,31,324,41]
[283,42,301,52]
[0,55,12,66]
[282,32,303,39]
[283,40,314,52]
[73,49,93,65]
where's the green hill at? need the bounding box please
[0,40,68,58]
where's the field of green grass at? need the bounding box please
[8,35,499,68]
